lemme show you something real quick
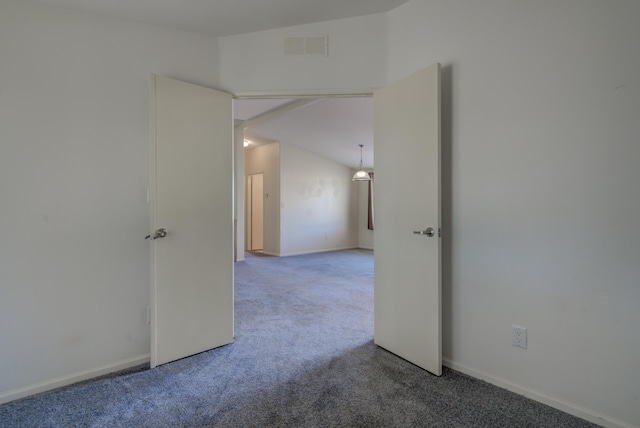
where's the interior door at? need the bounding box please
[150,75,234,368]
[245,174,253,249]
[250,173,264,251]
[373,63,441,375]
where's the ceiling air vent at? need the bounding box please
[283,35,328,56]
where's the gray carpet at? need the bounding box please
[0,249,597,427]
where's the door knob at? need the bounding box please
[413,227,436,237]
[145,228,168,240]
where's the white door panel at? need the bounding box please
[250,173,264,251]
[374,63,441,375]
[150,75,234,368]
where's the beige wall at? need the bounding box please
[279,144,358,256]
[244,142,359,257]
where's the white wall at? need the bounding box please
[244,142,281,256]
[217,2,640,426]
[279,144,358,256]
[385,1,640,427]
[357,177,374,250]
[0,0,220,402]
[217,13,387,95]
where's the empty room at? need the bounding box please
[1,0,639,427]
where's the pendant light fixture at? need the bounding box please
[352,144,371,182]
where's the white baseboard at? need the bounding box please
[3,354,632,427]
[0,354,150,405]
[357,245,374,251]
[277,246,359,257]
[443,358,636,428]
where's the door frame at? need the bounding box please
[233,92,373,260]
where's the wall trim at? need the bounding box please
[0,354,150,405]
[233,90,374,99]
[443,358,635,428]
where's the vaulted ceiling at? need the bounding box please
[235,97,373,170]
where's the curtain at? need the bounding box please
[368,172,374,230]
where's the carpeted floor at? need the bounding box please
[0,249,598,427]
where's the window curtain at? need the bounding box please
[368,172,374,230]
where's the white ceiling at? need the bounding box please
[235,97,373,170]
[29,0,408,38]
[234,99,296,122]
[31,0,386,169]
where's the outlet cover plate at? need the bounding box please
[512,325,527,349]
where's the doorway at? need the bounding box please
[151,66,441,374]
[234,65,441,375]
[235,96,373,259]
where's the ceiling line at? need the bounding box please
[239,98,320,129]
[233,91,374,100]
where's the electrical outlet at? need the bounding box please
[512,325,527,349]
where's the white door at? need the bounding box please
[149,75,234,368]
[374,63,441,375]
[245,175,252,250]
[250,173,264,251]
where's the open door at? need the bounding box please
[374,63,441,375]
[149,75,234,368]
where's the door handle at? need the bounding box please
[413,227,436,237]
[145,228,168,240]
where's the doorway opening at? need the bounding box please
[235,96,374,259]
[151,65,440,374]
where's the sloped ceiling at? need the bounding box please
[235,97,373,170]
